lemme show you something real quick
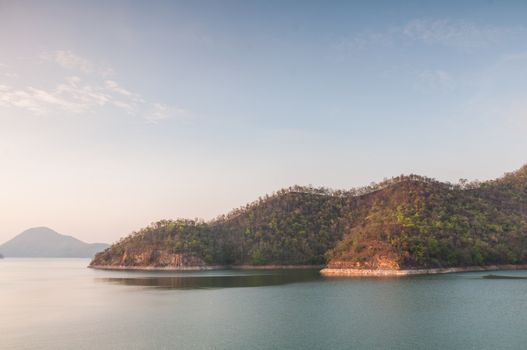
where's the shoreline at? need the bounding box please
[88,264,324,272]
[89,263,527,276]
[320,264,527,277]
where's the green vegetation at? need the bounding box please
[91,165,527,270]
[92,189,344,267]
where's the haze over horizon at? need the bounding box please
[1,0,527,244]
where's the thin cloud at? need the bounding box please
[0,62,18,79]
[104,80,145,103]
[336,19,525,52]
[334,29,398,51]
[42,50,94,73]
[0,77,110,114]
[105,80,133,96]
[145,103,188,124]
[403,19,511,49]
[0,84,44,114]
[0,51,186,122]
[112,100,135,114]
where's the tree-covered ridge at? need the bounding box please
[327,179,527,269]
[90,165,527,270]
[92,191,346,267]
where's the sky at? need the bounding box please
[1,0,527,244]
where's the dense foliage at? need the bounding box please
[91,165,527,269]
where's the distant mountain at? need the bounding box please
[91,164,527,272]
[0,227,109,258]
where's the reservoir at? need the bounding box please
[2,259,527,349]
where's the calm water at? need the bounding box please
[2,259,527,350]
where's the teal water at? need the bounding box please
[2,259,527,350]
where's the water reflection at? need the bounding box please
[483,274,527,280]
[96,269,322,289]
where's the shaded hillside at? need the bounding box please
[91,165,527,270]
[92,190,346,267]
[0,227,109,258]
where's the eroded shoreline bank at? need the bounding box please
[320,264,527,277]
[89,264,527,276]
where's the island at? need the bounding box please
[90,164,527,276]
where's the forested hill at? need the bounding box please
[90,165,527,270]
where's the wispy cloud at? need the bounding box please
[334,28,398,51]
[336,19,524,52]
[105,80,133,97]
[1,77,110,114]
[1,50,185,123]
[0,62,18,79]
[0,84,44,114]
[41,50,95,74]
[402,19,514,49]
[147,103,189,124]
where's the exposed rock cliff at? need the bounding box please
[91,248,206,268]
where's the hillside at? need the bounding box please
[90,165,527,272]
[0,227,109,258]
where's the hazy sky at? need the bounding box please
[1,0,527,244]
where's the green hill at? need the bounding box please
[90,165,527,271]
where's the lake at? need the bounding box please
[2,259,527,350]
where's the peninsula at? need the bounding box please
[90,165,527,276]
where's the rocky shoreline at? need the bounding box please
[320,264,527,277]
[89,263,527,276]
[88,264,324,271]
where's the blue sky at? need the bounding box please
[1,0,527,243]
